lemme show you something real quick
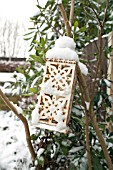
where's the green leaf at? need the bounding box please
[29,45,34,52]
[74,21,78,30]
[24,37,32,41]
[28,27,36,30]
[30,55,45,64]
[16,67,25,74]
[93,92,101,106]
[31,134,38,141]
[29,87,38,93]
[24,31,34,36]
[36,4,43,9]
[61,145,69,155]
[31,32,37,43]
[110,115,113,121]
[69,164,76,170]
[38,158,44,167]
[91,151,103,170]
[79,26,87,32]
[37,78,42,85]
[106,138,113,143]
[41,37,46,46]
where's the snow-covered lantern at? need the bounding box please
[32,36,79,133]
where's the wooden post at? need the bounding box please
[108,32,113,132]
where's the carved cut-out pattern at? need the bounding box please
[41,61,76,97]
[38,94,68,125]
[45,62,73,90]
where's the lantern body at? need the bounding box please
[34,58,77,133]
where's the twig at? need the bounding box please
[87,0,102,28]
[90,1,109,101]
[58,3,73,37]
[102,0,109,27]
[85,113,92,170]
[69,0,75,26]
[78,79,92,170]
[0,89,36,161]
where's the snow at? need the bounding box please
[0,73,16,82]
[108,96,113,104]
[0,72,26,95]
[56,0,62,4]
[46,36,89,75]
[104,79,111,88]
[78,62,88,76]
[54,111,66,122]
[10,101,23,114]
[34,160,38,166]
[41,80,53,94]
[55,36,75,50]
[51,144,57,158]
[56,121,67,131]
[32,105,40,124]
[97,95,102,107]
[37,148,45,158]
[46,47,79,61]
[13,72,26,82]
[0,85,12,95]
[33,10,40,17]
[34,122,67,133]
[49,105,56,113]
[46,36,78,61]
[31,77,39,88]
[85,102,90,110]
[41,80,71,97]
[29,69,35,77]
[0,110,35,169]
[69,146,84,153]
[71,105,84,116]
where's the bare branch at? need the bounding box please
[87,0,102,28]
[0,89,36,161]
[69,0,75,26]
[58,3,73,37]
[102,0,109,27]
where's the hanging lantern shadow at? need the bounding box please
[33,58,77,133]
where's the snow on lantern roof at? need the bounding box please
[55,36,76,50]
[46,47,79,61]
[46,36,79,61]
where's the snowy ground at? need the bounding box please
[0,110,35,170]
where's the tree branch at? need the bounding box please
[102,0,109,27]
[78,79,92,170]
[0,88,36,161]
[69,0,75,26]
[87,0,102,28]
[58,3,73,37]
